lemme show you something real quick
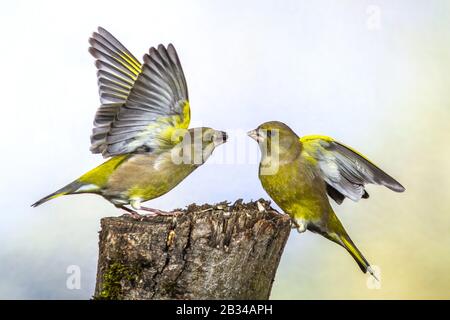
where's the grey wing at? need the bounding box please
[88,27,143,155]
[312,139,405,203]
[104,44,190,157]
[88,28,190,158]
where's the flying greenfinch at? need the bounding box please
[248,121,405,278]
[32,27,228,217]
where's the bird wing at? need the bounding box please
[300,135,405,203]
[88,27,190,157]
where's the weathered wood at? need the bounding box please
[94,199,291,300]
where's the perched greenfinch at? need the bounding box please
[248,121,405,278]
[32,27,228,217]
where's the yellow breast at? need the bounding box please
[259,157,330,222]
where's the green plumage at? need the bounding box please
[32,128,227,211]
[249,121,405,278]
[32,27,228,214]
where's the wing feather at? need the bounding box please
[300,135,405,204]
[88,27,190,157]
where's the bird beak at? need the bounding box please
[222,131,228,143]
[213,131,228,146]
[247,129,259,142]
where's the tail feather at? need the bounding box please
[311,216,377,279]
[339,234,378,280]
[340,235,370,273]
[31,181,83,207]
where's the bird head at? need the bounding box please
[173,127,228,165]
[247,121,300,175]
[247,121,299,155]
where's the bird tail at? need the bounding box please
[338,233,378,280]
[313,211,379,280]
[31,181,84,207]
[339,234,368,272]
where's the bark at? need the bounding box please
[94,199,291,300]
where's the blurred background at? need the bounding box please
[0,0,449,299]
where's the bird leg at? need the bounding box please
[140,206,183,216]
[119,205,143,220]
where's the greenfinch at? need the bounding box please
[32,27,228,217]
[248,121,405,278]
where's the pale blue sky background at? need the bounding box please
[1,0,449,299]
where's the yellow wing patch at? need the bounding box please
[129,101,191,151]
[299,135,334,165]
[300,134,334,143]
[150,100,191,145]
[179,101,191,129]
[119,52,142,74]
[111,52,142,79]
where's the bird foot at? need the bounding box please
[140,206,183,216]
[291,218,307,233]
[127,212,144,220]
[296,224,307,233]
[120,206,144,220]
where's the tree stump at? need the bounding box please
[94,199,291,300]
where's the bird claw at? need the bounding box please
[125,212,144,221]
[157,210,183,216]
[140,207,182,217]
[120,205,183,219]
[119,206,144,220]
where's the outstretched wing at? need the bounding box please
[300,135,405,204]
[88,27,142,154]
[88,27,190,157]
